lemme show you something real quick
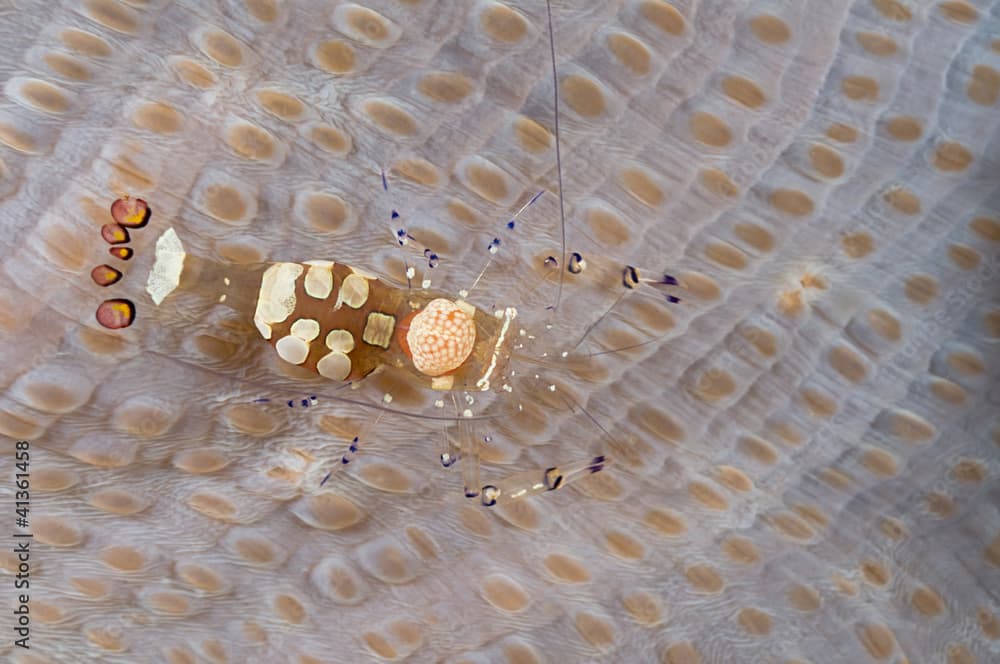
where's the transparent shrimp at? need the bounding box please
[77,0,706,509]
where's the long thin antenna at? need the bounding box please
[382,169,414,291]
[545,0,567,311]
[462,190,544,299]
[382,168,442,291]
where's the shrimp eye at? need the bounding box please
[405,299,476,377]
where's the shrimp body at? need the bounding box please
[140,226,518,396]
[101,206,623,506]
[252,259,517,392]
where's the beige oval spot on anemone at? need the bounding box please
[146,591,194,617]
[722,75,766,108]
[418,71,474,104]
[873,0,911,21]
[968,65,1000,106]
[685,564,724,593]
[688,481,728,509]
[460,158,510,203]
[291,492,365,531]
[200,29,244,67]
[662,641,702,664]
[933,142,973,172]
[575,611,617,651]
[862,447,898,477]
[363,98,418,136]
[88,488,149,515]
[33,516,84,547]
[176,562,228,593]
[700,168,739,197]
[257,89,305,120]
[939,1,978,23]
[737,607,773,636]
[583,205,630,247]
[393,158,441,187]
[620,167,665,207]
[705,242,748,270]
[561,74,606,117]
[481,574,530,612]
[480,3,528,42]
[245,0,279,22]
[84,0,140,34]
[809,144,844,178]
[44,52,91,81]
[60,28,112,57]
[641,0,685,35]
[111,397,178,437]
[100,545,147,571]
[769,188,814,217]
[332,4,401,48]
[0,122,40,154]
[689,112,732,147]
[297,191,351,233]
[307,123,352,155]
[10,78,72,114]
[885,115,922,141]
[749,14,790,43]
[356,461,416,493]
[856,31,897,56]
[734,222,775,252]
[716,465,754,492]
[32,468,79,492]
[514,116,552,154]
[68,435,136,468]
[842,75,879,101]
[187,491,238,521]
[905,274,938,304]
[225,121,278,161]
[544,552,591,583]
[171,57,217,88]
[857,622,897,659]
[314,39,356,74]
[970,216,1000,242]
[607,32,651,75]
[840,231,875,259]
[883,187,921,214]
[355,537,418,584]
[195,176,258,225]
[133,101,183,134]
[826,122,858,143]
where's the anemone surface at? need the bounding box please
[1,1,999,663]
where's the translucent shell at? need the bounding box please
[404,299,476,377]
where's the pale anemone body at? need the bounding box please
[0,1,999,663]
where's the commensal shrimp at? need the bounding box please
[83,0,695,507]
[86,190,690,507]
[86,189,692,506]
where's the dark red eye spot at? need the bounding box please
[95,299,136,329]
[90,264,123,287]
[101,223,130,244]
[111,197,151,229]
